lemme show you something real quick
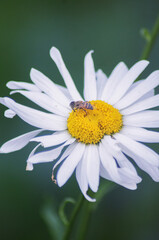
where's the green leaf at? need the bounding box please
[41,202,64,240]
[59,197,76,226]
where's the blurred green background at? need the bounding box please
[0,0,159,239]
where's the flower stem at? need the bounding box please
[76,182,115,240]
[63,195,85,240]
[62,182,115,240]
[140,15,159,60]
[76,200,93,240]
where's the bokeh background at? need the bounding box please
[0,0,159,239]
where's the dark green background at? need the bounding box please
[0,0,159,239]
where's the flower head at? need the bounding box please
[1,47,159,201]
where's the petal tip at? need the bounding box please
[84,192,96,202]
[50,46,59,58]
[26,163,34,171]
[140,59,149,66]
[6,82,11,88]
[90,50,94,54]
[0,147,8,154]
[0,149,4,154]
[57,179,63,187]
[85,50,94,58]
[30,68,36,76]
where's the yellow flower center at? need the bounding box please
[67,100,123,144]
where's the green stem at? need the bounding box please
[76,182,115,240]
[63,182,115,240]
[140,15,159,60]
[63,195,85,240]
[77,201,92,240]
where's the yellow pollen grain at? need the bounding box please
[67,100,123,144]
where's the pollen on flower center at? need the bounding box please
[67,100,123,144]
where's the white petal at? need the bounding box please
[134,122,159,128]
[7,81,40,92]
[63,137,76,146]
[76,148,96,202]
[4,109,16,118]
[115,133,159,166]
[30,68,70,108]
[96,69,107,99]
[109,60,149,105]
[29,139,74,166]
[31,131,72,148]
[126,79,155,101]
[134,160,159,182]
[100,164,111,180]
[3,97,67,131]
[115,153,140,179]
[120,145,159,182]
[84,51,97,100]
[104,135,121,152]
[105,136,141,182]
[138,89,154,100]
[28,145,64,164]
[0,98,16,118]
[101,62,128,102]
[99,140,121,182]
[56,84,73,101]
[115,70,159,109]
[0,129,42,153]
[26,162,34,171]
[26,143,41,171]
[86,144,100,192]
[0,97,8,107]
[123,110,159,128]
[121,94,159,115]
[11,90,69,117]
[52,141,77,173]
[100,163,138,190]
[117,169,139,189]
[50,47,83,101]
[121,126,159,142]
[103,136,140,183]
[57,143,85,187]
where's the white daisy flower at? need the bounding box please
[1,47,159,202]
